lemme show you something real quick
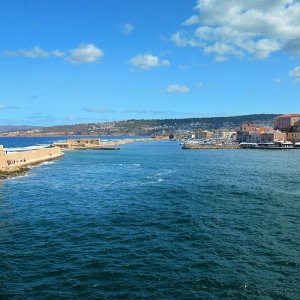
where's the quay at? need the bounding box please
[0,145,63,179]
[53,137,155,150]
[239,142,300,150]
[182,144,239,150]
[182,141,300,150]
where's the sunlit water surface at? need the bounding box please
[0,138,300,299]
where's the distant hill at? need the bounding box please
[37,114,279,136]
[0,114,280,136]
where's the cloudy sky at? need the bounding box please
[1,0,300,125]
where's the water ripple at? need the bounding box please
[0,141,300,299]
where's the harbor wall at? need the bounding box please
[54,137,155,149]
[0,146,63,172]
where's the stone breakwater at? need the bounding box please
[53,138,156,150]
[0,146,63,179]
[182,144,239,150]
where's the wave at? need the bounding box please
[4,144,51,152]
[40,161,55,166]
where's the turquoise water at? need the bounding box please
[1,138,300,299]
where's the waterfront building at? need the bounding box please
[194,130,214,140]
[152,133,172,140]
[274,115,300,142]
[242,130,286,143]
[54,138,102,149]
[260,130,287,143]
[173,132,194,140]
[274,114,300,131]
[237,124,272,142]
[287,120,300,142]
[213,129,237,141]
[287,132,300,142]
[240,123,262,132]
[68,138,101,147]
[246,132,263,143]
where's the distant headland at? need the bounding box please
[0,114,279,137]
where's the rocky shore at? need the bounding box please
[0,166,30,179]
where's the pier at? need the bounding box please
[53,137,155,150]
[182,144,239,150]
[0,146,63,179]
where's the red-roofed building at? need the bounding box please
[240,123,262,132]
[237,124,273,142]
[260,130,287,143]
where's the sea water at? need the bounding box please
[0,138,300,299]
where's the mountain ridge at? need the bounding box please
[0,114,280,136]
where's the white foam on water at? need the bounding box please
[29,161,55,170]
[40,161,55,166]
[5,172,33,182]
[4,144,51,152]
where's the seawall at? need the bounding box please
[182,144,239,150]
[53,137,156,150]
[0,146,63,175]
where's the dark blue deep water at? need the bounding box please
[0,137,300,299]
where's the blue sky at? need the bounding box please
[1,0,300,126]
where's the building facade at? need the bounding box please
[260,131,287,143]
[213,129,237,141]
[274,114,300,131]
[237,123,273,142]
[287,132,300,142]
[194,130,214,140]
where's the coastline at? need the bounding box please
[52,137,160,150]
[182,144,239,150]
[0,146,64,180]
[0,138,159,179]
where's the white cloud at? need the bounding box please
[122,23,135,35]
[130,53,170,70]
[197,82,204,88]
[171,31,199,47]
[289,66,300,79]
[4,46,49,58]
[172,0,300,60]
[51,50,65,57]
[166,84,190,93]
[182,15,200,26]
[3,44,103,64]
[204,42,237,56]
[66,44,104,64]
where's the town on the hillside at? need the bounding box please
[172,114,300,149]
[0,114,278,137]
[1,113,300,178]
[1,114,300,149]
